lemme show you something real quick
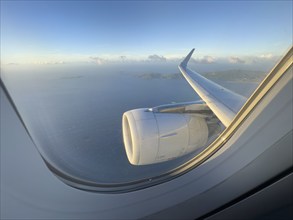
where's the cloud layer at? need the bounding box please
[4,52,280,72]
[148,54,167,62]
[89,56,108,65]
[229,56,246,64]
[191,56,216,64]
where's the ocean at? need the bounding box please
[1,65,258,184]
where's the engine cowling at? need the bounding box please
[122,108,209,165]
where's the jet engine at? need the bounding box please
[122,102,214,165]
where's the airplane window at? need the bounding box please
[1,1,292,192]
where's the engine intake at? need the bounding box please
[122,104,210,165]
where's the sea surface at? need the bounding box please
[1,65,259,184]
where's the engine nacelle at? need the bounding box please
[122,108,209,165]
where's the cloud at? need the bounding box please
[259,53,273,59]
[120,56,127,62]
[89,55,133,64]
[89,56,107,65]
[53,61,65,64]
[192,56,216,64]
[33,60,66,65]
[148,54,167,62]
[6,62,19,65]
[228,56,246,64]
[251,53,279,64]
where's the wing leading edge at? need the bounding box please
[178,49,247,127]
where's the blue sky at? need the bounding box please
[1,1,292,68]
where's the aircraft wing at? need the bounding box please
[178,49,247,127]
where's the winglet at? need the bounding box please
[180,48,195,67]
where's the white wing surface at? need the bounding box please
[178,49,247,127]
